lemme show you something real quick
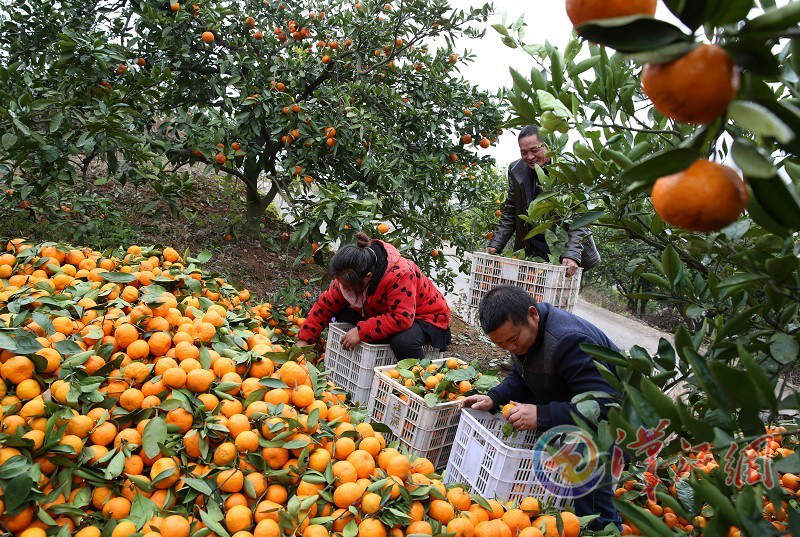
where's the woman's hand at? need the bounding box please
[296,340,313,348]
[341,327,361,350]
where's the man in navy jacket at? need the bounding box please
[461,285,621,530]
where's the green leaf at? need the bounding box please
[623,42,699,64]
[491,24,510,37]
[576,16,690,53]
[746,175,800,230]
[690,475,738,524]
[200,509,231,537]
[104,450,126,479]
[737,344,777,413]
[186,477,213,495]
[728,101,795,144]
[129,493,158,528]
[661,245,681,285]
[509,68,535,100]
[569,210,604,230]
[568,56,600,76]
[744,1,800,32]
[773,454,800,473]
[187,251,212,264]
[536,90,571,118]
[259,377,289,389]
[142,416,167,458]
[769,332,799,365]
[731,139,775,178]
[423,393,440,408]
[621,148,701,185]
[640,378,680,428]
[1,133,17,149]
[716,272,767,289]
[611,500,675,537]
[100,272,137,283]
[746,188,793,236]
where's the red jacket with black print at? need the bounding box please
[297,240,450,343]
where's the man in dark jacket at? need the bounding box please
[488,125,600,275]
[461,285,621,530]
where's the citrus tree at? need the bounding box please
[0,0,505,288]
[499,1,800,534]
[116,0,505,284]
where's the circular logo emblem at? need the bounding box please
[531,425,605,499]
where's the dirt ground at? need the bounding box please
[445,314,512,371]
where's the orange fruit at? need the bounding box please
[429,500,455,524]
[406,521,433,536]
[651,159,748,232]
[448,517,476,537]
[202,31,215,43]
[150,457,179,488]
[217,468,245,492]
[385,453,410,479]
[447,487,472,511]
[520,498,540,516]
[102,497,132,520]
[255,519,281,537]
[161,515,191,537]
[566,0,656,27]
[333,482,363,508]
[358,518,386,537]
[226,504,253,532]
[347,449,377,479]
[642,44,739,125]
[1,355,34,384]
[501,509,530,536]
[531,516,559,537]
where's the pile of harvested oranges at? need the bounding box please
[383,358,497,407]
[0,239,584,537]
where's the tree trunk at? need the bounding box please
[241,159,278,237]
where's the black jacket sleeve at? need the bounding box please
[488,166,518,252]
[536,334,620,431]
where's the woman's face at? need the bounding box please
[336,273,372,294]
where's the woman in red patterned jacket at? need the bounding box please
[297,232,451,359]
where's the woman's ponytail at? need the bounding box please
[354,232,371,248]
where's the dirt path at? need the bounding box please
[573,298,673,354]
[445,296,674,368]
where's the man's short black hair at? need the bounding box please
[478,285,537,333]
[518,125,541,141]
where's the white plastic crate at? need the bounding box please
[324,323,441,405]
[368,358,462,470]
[445,409,572,508]
[467,253,582,315]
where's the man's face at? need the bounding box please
[487,306,540,355]
[519,135,549,169]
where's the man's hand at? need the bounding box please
[562,258,579,277]
[341,327,361,350]
[487,247,497,254]
[506,402,537,431]
[296,340,313,347]
[459,394,494,411]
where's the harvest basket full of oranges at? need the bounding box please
[367,358,498,470]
